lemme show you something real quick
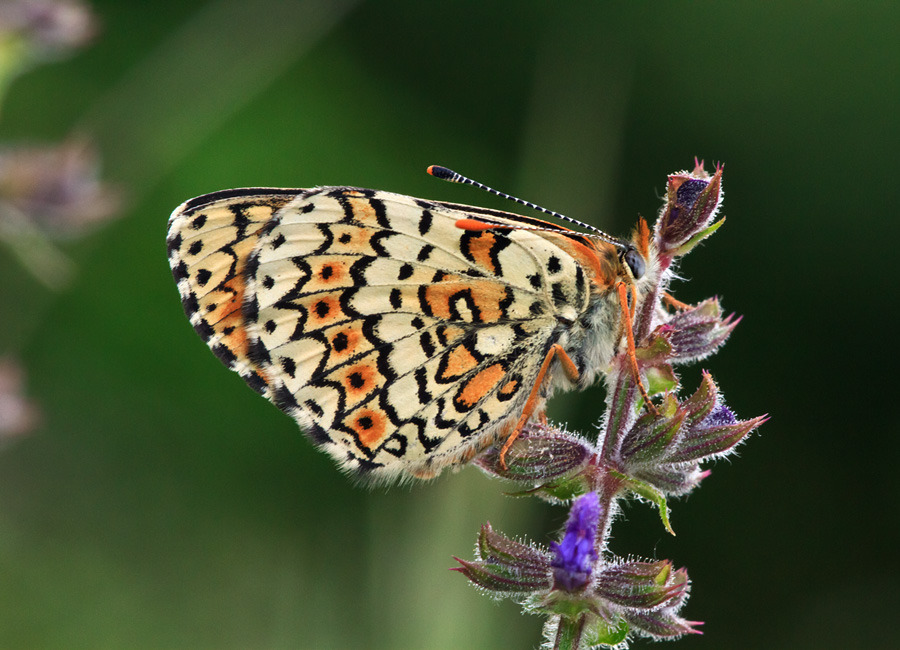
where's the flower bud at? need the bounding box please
[655,162,724,255]
[476,422,593,482]
[665,408,767,464]
[618,404,685,464]
[630,465,710,496]
[667,298,740,363]
[451,523,551,595]
[595,560,688,609]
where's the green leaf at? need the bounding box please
[645,364,678,395]
[505,474,590,502]
[635,330,674,363]
[611,470,675,535]
[584,616,629,647]
[671,215,726,256]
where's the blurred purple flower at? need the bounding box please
[0,0,96,56]
[550,491,600,592]
[0,137,121,236]
[0,357,38,438]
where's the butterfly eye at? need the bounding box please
[624,249,646,280]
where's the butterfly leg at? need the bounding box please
[616,282,659,416]
[663,291,690,310]
[498,343,579,470]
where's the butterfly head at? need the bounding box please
[621,245,646,281]
[617,217,656,296]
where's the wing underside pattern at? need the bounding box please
[168,186,593,480]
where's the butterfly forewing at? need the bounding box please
[168,186,596,480]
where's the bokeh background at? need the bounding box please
[1,1,898,648]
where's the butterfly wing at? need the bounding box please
[168,186,595,481]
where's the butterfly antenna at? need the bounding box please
[427,165,622,246]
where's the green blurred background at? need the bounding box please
[1,1,898,648]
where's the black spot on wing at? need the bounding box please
[195,269,212,286]
[212,343,237,367]
[551,282,568,307]
[247,336,271,366]
[182,292,199,317]
[414,366,432,403]
[416,417,442,453]
[303,418,333,447]
[418,209,433,236]
[416,244,434,262]
[433,398,457,430]
[281,356,297,378]
[420,331,436,357]
[245,371,268,395]
[173,261,189,281]
[380,432,408,458]
[370,197,390,228]
[458,409,490,437]
[167,233,182,257]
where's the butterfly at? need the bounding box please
[166,166,657,482]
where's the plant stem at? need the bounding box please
[592,246,670,566]
[553,613,587,650]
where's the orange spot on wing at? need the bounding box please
[347,197,376,222]
[320,262,345,281]
[499,379,519,396]
[350,408,388,449]
[306,259,350,292]
[440,345,479,380]
[208,274,250,355]
[423,284,455,319]
[467,281,509,322]
[456,364,505,408]
[307,295,343,326]
[340,363,379,397]
[441,325,465,343]
[199,263,271,389]
[466,231,500,274]
[424,281,509,323]
[330,325,362,358]
[332,226,373,252]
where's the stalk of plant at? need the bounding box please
[454,161,766,650]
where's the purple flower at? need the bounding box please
[550,491,600,592]
[703,404,736,427]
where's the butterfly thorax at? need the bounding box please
[541,229,657,397]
